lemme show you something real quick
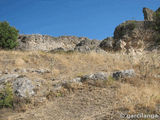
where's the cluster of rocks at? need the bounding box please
[1,67,160,101]
[0,69,135,99]
[0,68,51,99]
[52,69,135,91]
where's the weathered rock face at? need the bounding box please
[143,7,154,21]
[100,21,156,52]
[99,37,114,51]
[17,34,106,53]
[114,21,144,40]
[17,34,97,51]
[74,39,105,53]
[113,21,156,51]
[99,7,160,53]
[13,77,35,98]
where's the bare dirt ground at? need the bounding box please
[6,86,120,120]
[0,83,123,120]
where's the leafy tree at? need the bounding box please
[0,21,19,49]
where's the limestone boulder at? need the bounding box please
[13,76,35,98]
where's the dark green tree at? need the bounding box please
[0,21,19,49]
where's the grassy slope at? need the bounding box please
[0,50,160,120]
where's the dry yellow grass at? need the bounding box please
[0,50,160,116]
[115,82,160,113]
[0,50,135,78]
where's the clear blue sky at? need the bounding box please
[0,0,159,40]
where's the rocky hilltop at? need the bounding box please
[100,7,160,53]
[100,21,158,53]
[16,7,160,54]
[17,35,81,51]
[17,34,103,53]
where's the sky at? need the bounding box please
[0,0,159,40]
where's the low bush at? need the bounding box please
[0,84,13,108]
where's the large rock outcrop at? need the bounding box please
[113,21,156,51]
[100,21,157,53]
[100,7,160,53]
[17,34,104,53]
[17,35,91,51]
[17,34,105,53]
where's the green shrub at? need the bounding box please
[0,21,19,49]
[0,84,13,108]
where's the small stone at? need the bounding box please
[71,77,82,83]
[81,72,108,82]
[35,69,50,74]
